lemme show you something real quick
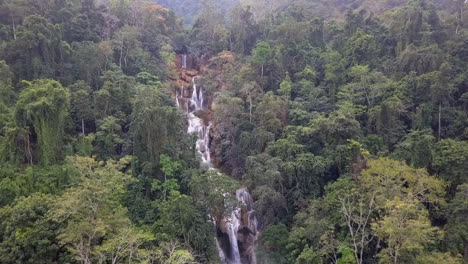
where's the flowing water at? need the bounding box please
[182,54,187,69]
[175,63,258,263]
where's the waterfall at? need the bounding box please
[182,54,187,69]
[190,77,204,111]
[176,86,182,107]
[227,209,242,263]
[221,188,258,264]
[179,77,211,166]
[176,69,258,264]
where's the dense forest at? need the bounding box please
[0,0,467,263]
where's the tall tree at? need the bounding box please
[14,79,70,165]
[50,156,142,264]
[251,41,271,78]
[131,82,185,175]
[229,5,258,55]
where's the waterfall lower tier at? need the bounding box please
[175,69,258,264]
[217,189,258,264]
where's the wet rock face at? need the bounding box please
[176,54,197,70]
[215,189,258,264]
[217,223,234,261]
[237,211,258,264]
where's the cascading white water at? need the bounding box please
[176,63,258,264]
[180,76,211,166]
[176,86,181,107]
[182,54,187,69]
[190,76,204,111]
[227,209,242,263]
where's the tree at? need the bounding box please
[0,60,14,106]
[432,139,468,192]
[325,178,375,264]
[252,41,272,78]
[287,199,332,264]
[95,116,124,159]
[189,3,228,56]
[397,45,444,75]
[154,189,215,257]
[429,63,456,141]
[361,158,446,206]
[112,25,142,71]
[445,184,468,261]
[0,61,14,150]
[296,246,323,264]
[372,198,442,264]
[156,154,182,200]
[337,65,389,109]
[0,193,64,264]
[190,170,239,223]
[14,79,70,165]
[94,66,136,119]
[240,81,263,123]
[96,227,154,264]
[252,185,287,227]
[211,94,246,174]
[322,49,346,104]
[258,224,289,264]
[368,97,406,148]
[344,29,377,66]
[131,83,185,175]
[50,156,137,264]
[71,41,106,87]
[453,0,467,34]
[4,15,71,81]
[393,129,435,168]
[415,252,462,264]
[69,81,94,134]
[303,112,362,152]
[229,5,258,55]
[255,92,287,137]
[360,158,447,263]
[278,73,292,98]
[166,248,195,264]
[390,0,443,53]
[0,0,31,41]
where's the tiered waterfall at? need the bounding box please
[176,56,258,264]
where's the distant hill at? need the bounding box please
[154,0,241,25]
[153,0,420,25]
[154,0,457,26]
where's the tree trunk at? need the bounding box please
[261,64,264,78]
[25,131,33,165]
[11,14,16,40]
[119,41,124,69]
[464,240,468,262]
[82,119,85,134]
[163,174,167,201]
[438,102,441,141]
[249,95,252,123]
[456,0,465,34]
[364,89,371,107]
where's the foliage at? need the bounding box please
[50,156,135,263]
[191,170,240,221]
[0,193,66,264]
[0,0,467,262]
[14,79,70,165]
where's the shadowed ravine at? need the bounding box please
[175,54,258,264]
